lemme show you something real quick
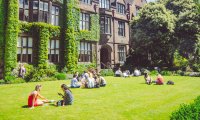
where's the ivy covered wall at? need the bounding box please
[77,14,100,41]
[4,0,19,78]
[19,22,60,68]
[1,0,100,79]
[63,0,79,72]
[0,0,5,64]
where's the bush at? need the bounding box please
[76,63,96,74]
[100,69,114,76]
[170,96,200,120]
[9,78,26,84]
[160,70,173,76]
[0,79,5,84]
[192,63,200,72]
[54,73,66,80]
[26,63,58,82]
[150,70,159,75]
[41,77,57,82]
[4,75,16,83]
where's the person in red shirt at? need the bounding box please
[156,74,164,85]
[28,85,49,109]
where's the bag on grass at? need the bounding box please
[166,80,174,85]
[56,100,63,106]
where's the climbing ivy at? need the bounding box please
[4,0,19,79]
[63,0,78,72]
[0,0,5,64]
[76,14,100,41]
[19,22,60,68]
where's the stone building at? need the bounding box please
[0,0,146,78]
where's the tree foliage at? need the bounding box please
[130,0,200,70]
[131,2,176,67]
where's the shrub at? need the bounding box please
[25,63,58,82]
[9,78,25,84]
[150,70,159,75]
[0,79,5,84]
[41,77,57,82]
[54,73,67,80]
[160,70,173,76]
[76,63,96,75]
[100,69,114,76]
[192,63,200,72]
[4,75,16,83]
[170,96,200,120]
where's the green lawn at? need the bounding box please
[0,76,200,120]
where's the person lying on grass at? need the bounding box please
[28,85,49,109]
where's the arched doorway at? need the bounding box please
[100,45,112,69]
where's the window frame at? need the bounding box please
[48,39,60,63]
[19,0,29,21]
[117,3,125,15]
[100,16,111,34]
[99,0,110,9]
[80,12,90,30]
[78,41,92,62]
[51,5,60,26]
[80,0,91,4]
[118,21,125,36]
[17,36,33,63]
[118,45,126,63]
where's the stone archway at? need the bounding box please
[100,45,112,69]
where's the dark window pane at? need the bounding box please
[33,1,39,9]
[24,10,29,21]
[20,0,24,8]
[44,2,48,12]
[19,9,24,20]
[24,0,29,9]
[39,1,44,11]
[33,10,38,22]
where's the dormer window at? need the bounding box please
[99,0,110,9]
[117,3,125,14]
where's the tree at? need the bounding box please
[164,0,200,70]
[130,2,176,67]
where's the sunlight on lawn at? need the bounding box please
[0,76,200,120]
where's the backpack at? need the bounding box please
[167,80,174,85]
[56,100,63,106]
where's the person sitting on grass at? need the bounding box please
[61,84,73,106]
[155,74,164,85]
[144,73,152,85]
[28,85,49,109]
[71,74,81,88]
[115,68,122,77]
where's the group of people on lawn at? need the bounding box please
[115,68,164,85]
[27,69,107,109]
[71,70,107,88]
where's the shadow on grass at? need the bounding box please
[21,105,29,108]
[21,103,58,108]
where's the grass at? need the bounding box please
[0,76,200,120]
